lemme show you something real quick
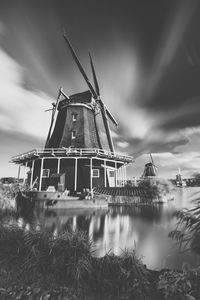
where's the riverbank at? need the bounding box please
[0,224,200,300]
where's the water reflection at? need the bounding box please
[12,188,200,270]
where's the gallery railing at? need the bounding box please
[11,147,134,164]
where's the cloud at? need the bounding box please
[0,46,51,139]
[116,141,129,149]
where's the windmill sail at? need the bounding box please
[89,52,117,127]
[150,153,158,176]
[45,89,62,147]
[89,52,100,96]
[63,33,97,98]
[89,53,115,152]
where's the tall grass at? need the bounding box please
[0,224,151,299]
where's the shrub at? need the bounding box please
[157,267,200,300]
[138,178,173,201]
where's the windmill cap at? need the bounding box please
[69,90,92,103]
[58,90,92,109]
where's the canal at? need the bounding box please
[14,187,200,270]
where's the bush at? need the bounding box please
[157,267,200,300]
[90,250,150,300]
[138,178,173,201]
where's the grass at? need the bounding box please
[0,224,200,299]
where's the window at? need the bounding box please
[92,169,99,178]
[109,171,115,177]
[72,113,77,122]
[42,169,50,178]
[72,131,76,139]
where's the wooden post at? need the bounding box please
[121,166,124,187]
[124,164,127,184]
[90,158,93,192]
[104,160,107,188]
[39,158,44,191]
[57,158,61,174]
[119,166,122,187]
[23,162,27,185]
[30,160,35,189]
[115,162,117,187]
[17,165,21,181]
[74,158,78,191]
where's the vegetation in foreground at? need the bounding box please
[0,224,200,300]
[169,197,200,256]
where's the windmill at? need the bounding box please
[11,33,133,194]
[141,153,158,178]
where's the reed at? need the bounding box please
[169,198,200,255]
[0,224,151,299]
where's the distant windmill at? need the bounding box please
[141,153,158,178]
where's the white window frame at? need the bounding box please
[92,169,100,178]
[72,113,77,122]
[42,169,50,178]
[72,130,76,139]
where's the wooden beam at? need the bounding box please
[30,160,35,188]
[39,158,44,191]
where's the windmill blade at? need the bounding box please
[60,88,70,100]
[45,108,53,112]
[105,106,118,126]
[45,89,62,147]
[89,52,100,96]
[150,153,158,175]
[63,32,97,99]
[150,153,155,165]
[89,53,117,126]
[97,99,115,152]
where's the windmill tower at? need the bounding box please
[141,153,157,178]
[11,34,133,194]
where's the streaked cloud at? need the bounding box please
[0,46,51,139]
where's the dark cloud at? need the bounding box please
[145,67,200,112]
[164,110,200,131]
[114,132,189,158]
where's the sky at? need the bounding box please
[0,0,200,179]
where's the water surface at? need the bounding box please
[15,187,200,270]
